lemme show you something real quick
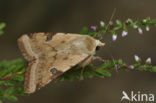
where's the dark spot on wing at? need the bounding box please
[61,40,66,43]
[51,70,63,79]
[46,36,52,42]
[50,68,57,74]
[63,57,68,60]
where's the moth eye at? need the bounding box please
[50,68,57,74]
[46,36,52,42]
[96,46,100,51]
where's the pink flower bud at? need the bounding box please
[112,34,117,41]
[146,57,151,64]
[129,65,134,70]
[134,55,140,61]
[100,21,105,26]
[138,28,143,35]
[146,26,150,31]
[115,64,120,69]
[90,26,96,31]
[122,31,128,37]
[133,25,138,29]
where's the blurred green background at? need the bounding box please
[0,0,156,103]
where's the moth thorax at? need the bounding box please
[71,36,96,54]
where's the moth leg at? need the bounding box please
[80,56,105,68]
[80,55,93,68]
[80,56,105,79]
[80,56,93,79]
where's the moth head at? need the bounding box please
[95,40,105,51]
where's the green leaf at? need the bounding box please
[73,72,81,79]
[100,62,113,69]
[0,23,6,30]
[117,59,123,65]
[0,80,16,86]
[0,69,10,78]
[4,87,15,95]
[116,20,122,25]
[99,30,105,34]
[83,72,93,78]
[139,66,147,71]
[11,75,24,81]
[0,22,5,36]
[94,69,111,77]
[80,27,88,34]
[0,31,4,35]
[0,60,8,70]
[0,89,4,96]
[63,74,73,81]
[152,66,156,72]
[0,59,26,78]
[4,95,17,102]
[15,85,29,96]
[88,32,96,36]
[57,76,64,82]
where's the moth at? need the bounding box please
[18,33,105,93]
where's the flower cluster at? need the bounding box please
[128,55,152,70]
[113,55,152,71]
[0,22,6,35]
[134,55,151,64]
[81,17,156,42]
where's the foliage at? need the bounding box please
[0,22,6,36]
[58,57,156,81]
[0,18,156,102]
[80,17,156,41]
[0,57,155,102]
[0,59,29,103]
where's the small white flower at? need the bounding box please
[143,19,147,23]
[138,28,143,35]
[112,34,117,41]
[116,20,121,25]
[146,57,151,64]
[127,18,132,22]
[100,21,105,26]
[146,26,150,31]
[133,25,138,29]
[122,31,128,37]
[128,18,131,21]
[134,55,140,61]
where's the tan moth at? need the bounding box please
[18,33,105,93]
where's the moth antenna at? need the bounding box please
[106,8,117,31]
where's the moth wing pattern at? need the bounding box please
[18,33,102,93]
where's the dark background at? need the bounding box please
[0,0,156,103]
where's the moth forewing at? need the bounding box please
[18,33,105,93]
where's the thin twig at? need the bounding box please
[106,8,117,32]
